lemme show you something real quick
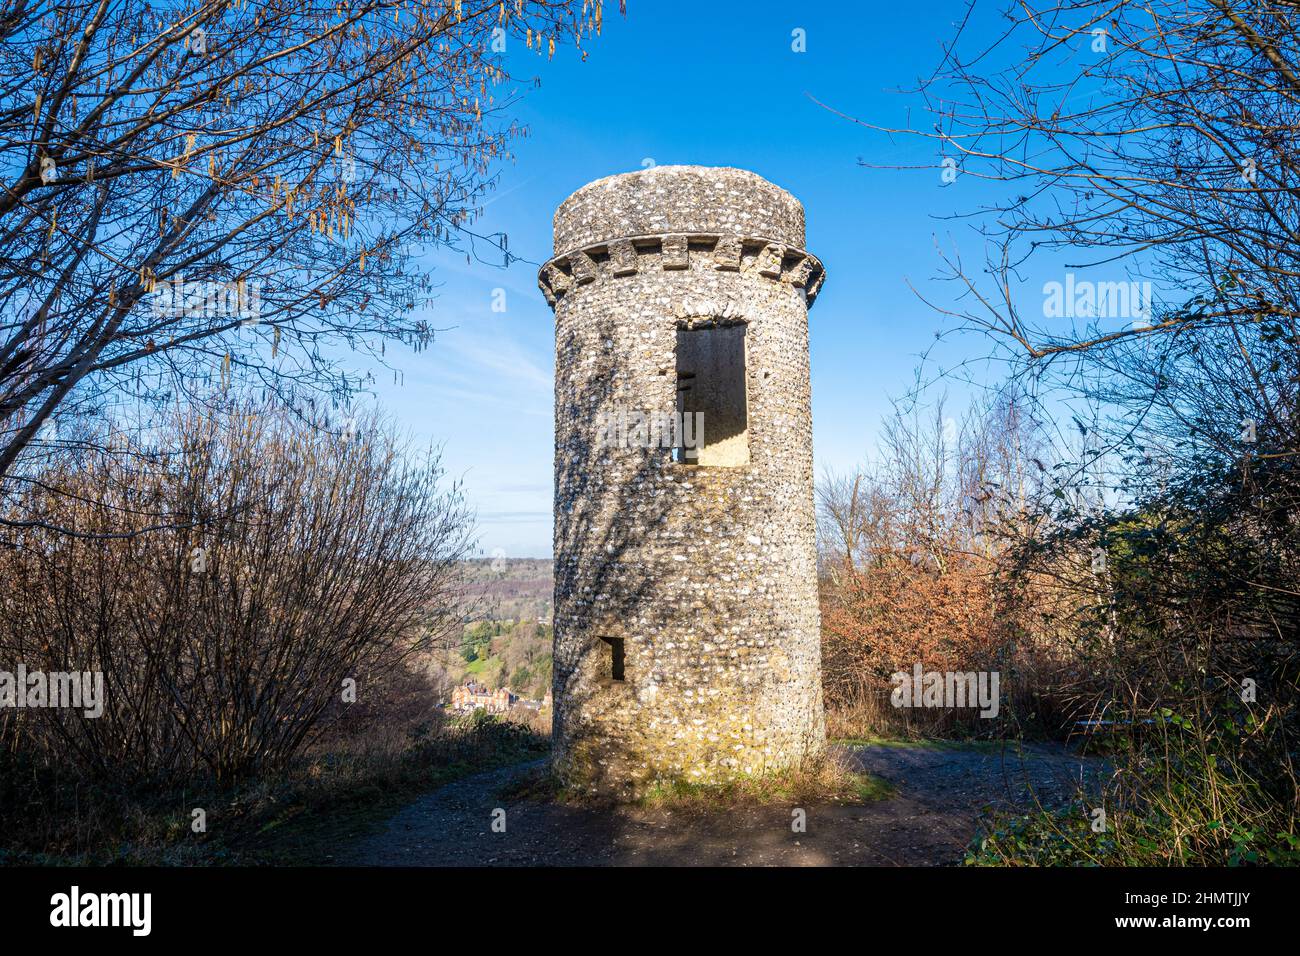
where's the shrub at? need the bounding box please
[0,397,472,787]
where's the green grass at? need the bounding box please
[848,772,897,802]
[503,752,897,810]
[963,715,1300,867]
[463,653,502,676]
[636,768,896,809]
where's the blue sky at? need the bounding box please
[365,0,1040,558]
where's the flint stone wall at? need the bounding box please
[541,165,826,793]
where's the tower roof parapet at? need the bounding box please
[553,165,806,256]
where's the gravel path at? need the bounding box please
[341,742,1106,866]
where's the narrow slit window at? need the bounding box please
[600,636,625,683]
[675,324,749,466]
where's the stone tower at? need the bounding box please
[539,165,827,793]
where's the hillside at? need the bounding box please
[429,558,556,703]
[460,557,553,623]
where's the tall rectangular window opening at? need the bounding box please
[600,636,625,683]
[675,323,749,466]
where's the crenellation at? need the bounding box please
[661,234,690,270]
[713,235,743,271]
[756,242,785,277]
[788,255,816,288]
[536,233,826,309]
[569,249,599,284]
[609,238,639,276]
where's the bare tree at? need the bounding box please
[0,0,612,488]
[816,467,878,572]
[820,0,1300,361]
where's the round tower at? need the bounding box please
[539,165,827,793]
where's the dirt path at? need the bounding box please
[340,742,1106,866]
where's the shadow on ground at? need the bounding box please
[339,742,1107,866]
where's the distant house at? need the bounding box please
[516,689,553,713]
[450,681,516,715]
